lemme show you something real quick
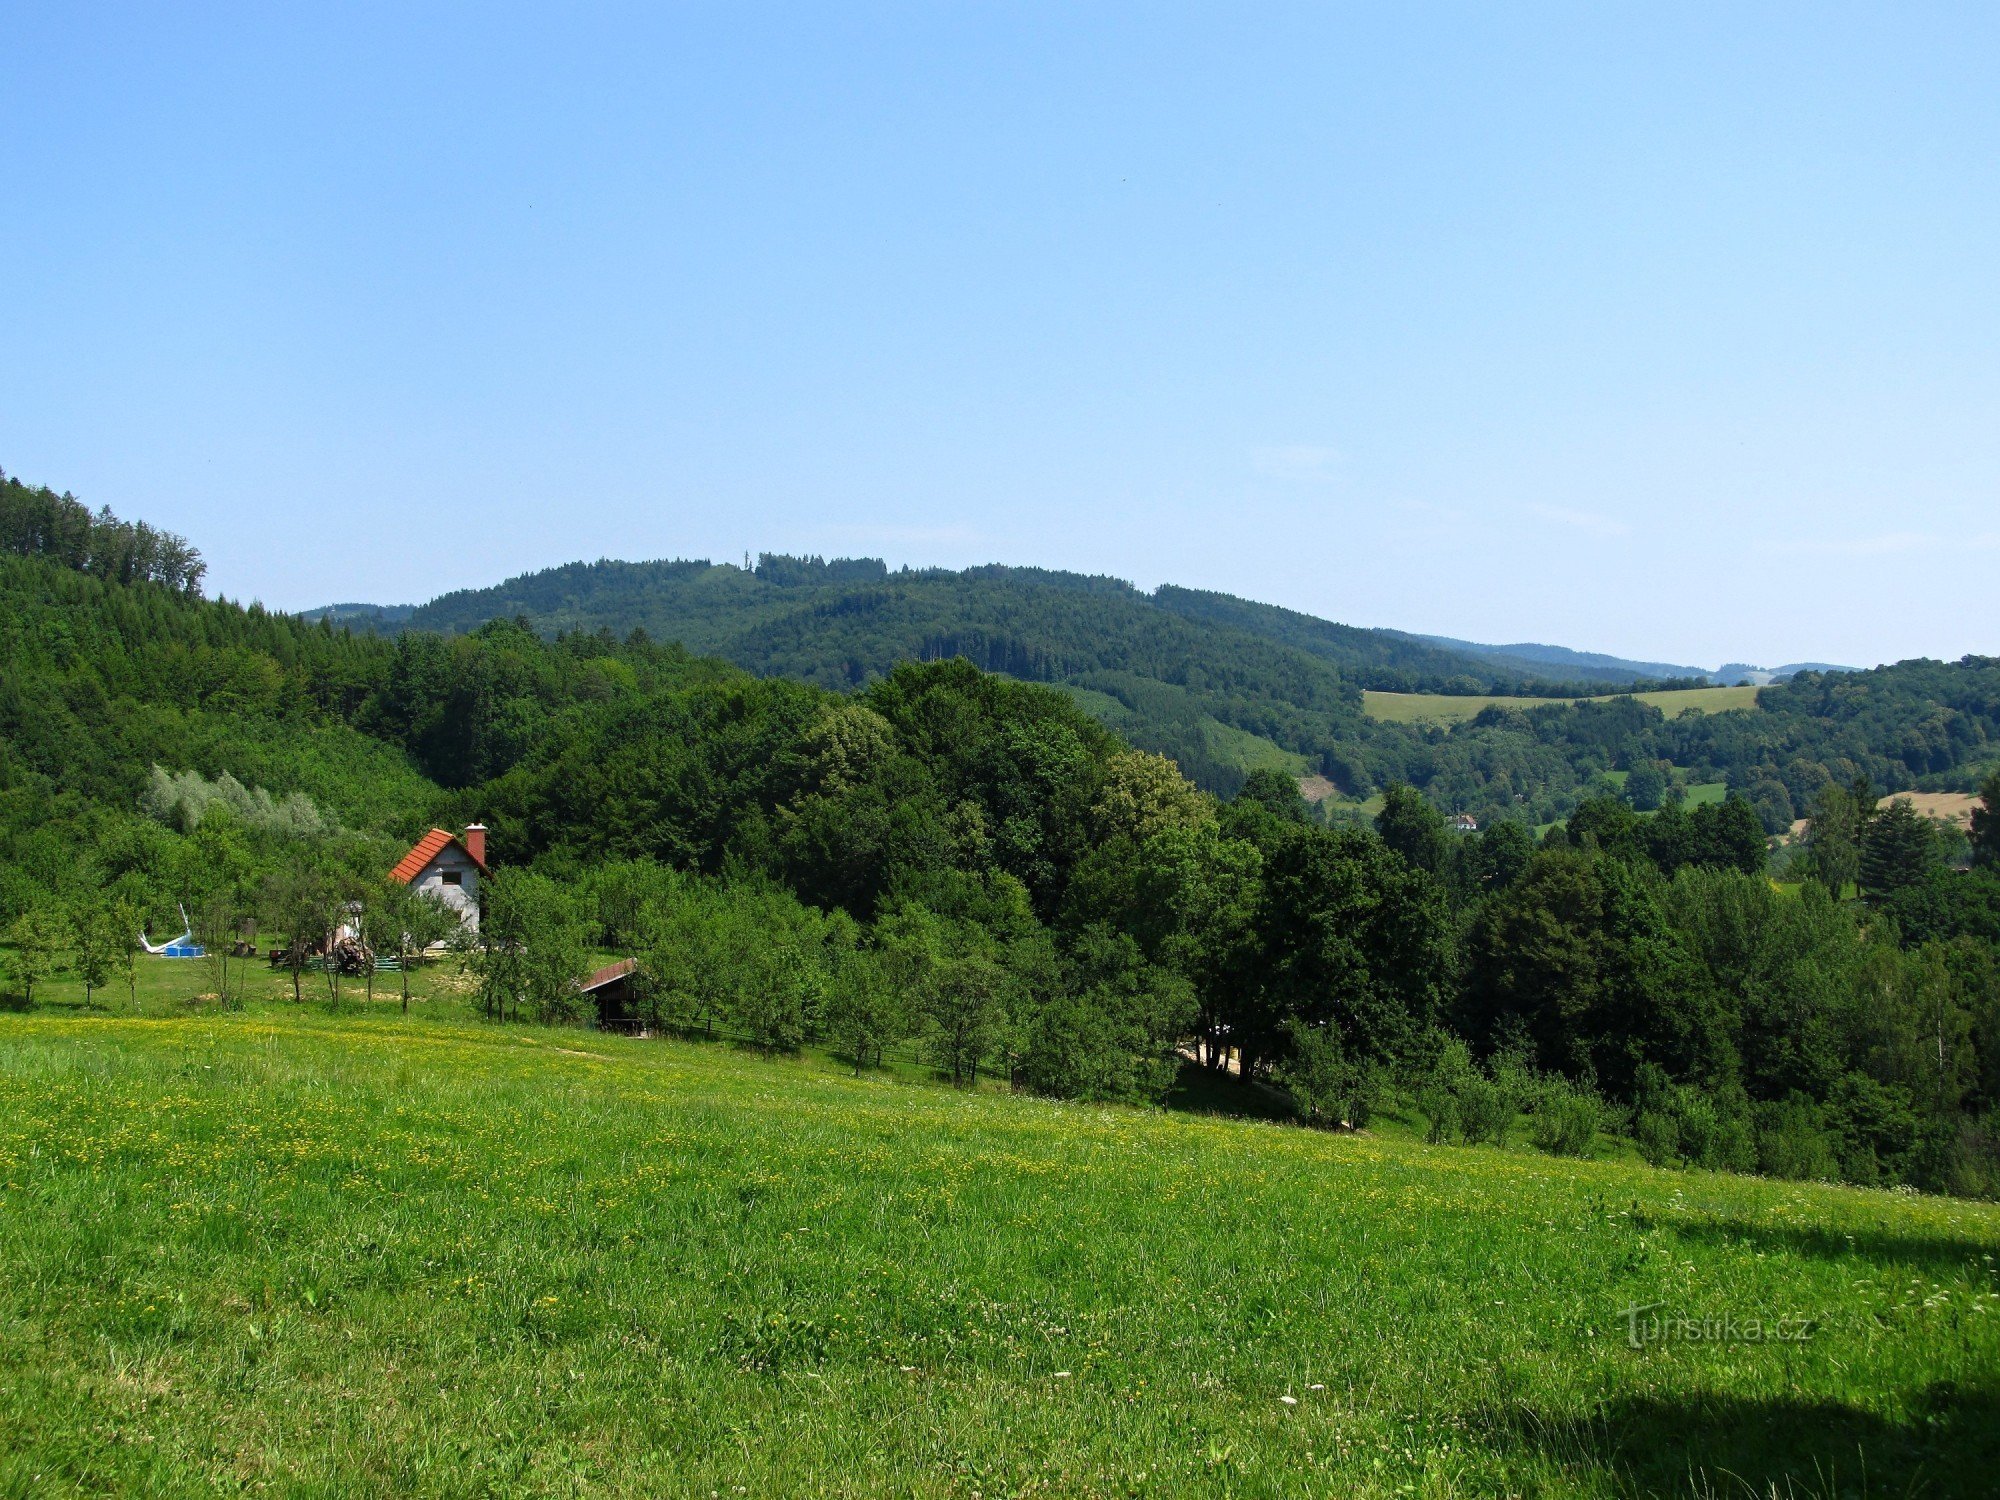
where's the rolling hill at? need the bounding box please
[311,555,1722,798]
[307,548,1996,826]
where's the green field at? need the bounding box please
[3,997,1997,1496]
[1363,686,1762,726]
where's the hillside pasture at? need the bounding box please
[1878,791,1980,830]
[1363,685,1762,727]
[2,1007,1996,1497]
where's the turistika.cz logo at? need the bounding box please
[1620,1302,1817,1350]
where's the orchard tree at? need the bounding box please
[9,906,71,1005]
[265,864,341,1004]
[469,869,592,1024]
[826,941,905,1072]
[71,898,124,1008]
[377,878,458,1013]
[881,905,1011,1086]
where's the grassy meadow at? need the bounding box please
[3,983,1998,1498]
[1363,686,1762,727]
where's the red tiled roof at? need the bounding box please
[388,828,488,885]
[578,957,637,993]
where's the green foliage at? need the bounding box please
[1376,781,1450,873]
[1624,760,1667,811]
[1276,1018,1383,1128]
[1862,796,1942,896]
[1413,1037,1518,1147]
[141,765,329,837]
[0,471,204,591]
[1467,849,1725,1099]
[1527,1076,1603,1158]
[1974,768,2000,869]
[1803,781,1864,894]
[6,905,70,1005]
[464,869,592,1024]
[1755,1093,1841,1182]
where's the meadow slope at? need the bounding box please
[2,1008,1997,1498]
[1362,686,1762,726]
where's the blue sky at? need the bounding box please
[4,4,1996,667]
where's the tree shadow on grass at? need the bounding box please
[1477,1382,1999,1499]
[1163,1058,1299,1122]
[1656,1217,1997,1285]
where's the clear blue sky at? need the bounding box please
[4,4,1996,668]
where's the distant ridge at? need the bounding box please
[302,552,1751,795]
[1402,633,1854,687]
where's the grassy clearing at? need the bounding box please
[3,1004,1997,1496]
[1364,686,1762,726]
[1194,717,1311,778]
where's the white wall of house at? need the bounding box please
[412,845,482,932]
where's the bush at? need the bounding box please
[1635,1109,1679,1167]
[1343,1063,1386,1130]
[1755,1094,1839,1182]
[1418,1083,1458,1145]
[1529,1079,1601,1158]
[1277,1022,1385,1129]
[1455,1076,1514,1146]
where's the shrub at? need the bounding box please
[1418,1083,1459,1145]
[1635,1109,1679,1167]
[1530,1079,1601,1158]
[1342,1063,1386,1130]
[1455,1076,1514,1146]
[1754,1094,1839,1182]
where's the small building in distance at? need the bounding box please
[1447,813,1480,833]
[579,958,640,1030]
[388,823,489,933]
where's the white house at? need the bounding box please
[388,823,488,933]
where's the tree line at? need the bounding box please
[5,490,2000,1200]
[1,470,206,593]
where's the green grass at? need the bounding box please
[1056,685,1133,727]
[1057,689,1310,782]
[2,1002,1996,1496]
[1194,716,1312,778]
[1363,685,1762,726]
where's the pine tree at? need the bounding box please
[1973,769,2000,870]
[1860,798,1938,896]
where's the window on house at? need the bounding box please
[441,870,463,886]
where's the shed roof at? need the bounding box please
[579,958,638,993]
[389,828,488,885]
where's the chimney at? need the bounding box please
[463,823,487,866]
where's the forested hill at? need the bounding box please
[383,555,1647,694]
[324,553,1716,797]
[9,467,1996,833]
[314,550,2000,821]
